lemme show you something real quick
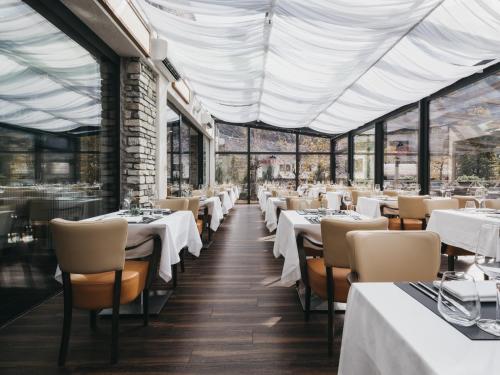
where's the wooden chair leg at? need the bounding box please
[448,255,455,272]
[111,270,122,365]
[304,285,311,322]
[143,289,149,326]
[59,272,72,366]
[89,310,97,331]
[326,267,334,356]
[180,248,185,273]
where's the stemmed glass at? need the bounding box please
[439,183,447,197]
[474,223,500,336]
[343,191,352,212]
[474,187,487,209]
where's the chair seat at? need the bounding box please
[71,260,149,310]
[196,218,204,235]
[306,258,350,303]
[304,237,323,257]
[389,217,424,230]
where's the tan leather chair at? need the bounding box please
[191,189,204,197]
[187,197,204,235]
[299,216,388,354]
[351,190,372,207]
[398,196,428,230]
[159,198,189,211]
[383,189,399,197]
[50,218,160,365]
[287,198,320,210]
[346,230,440,282]
[453,195,478,209]
[485,199,500,209]
[424,198,459,218]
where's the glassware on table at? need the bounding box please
[437,271,480,326]
[374,184,381,195]
[464,201,476,211]
[474,223,500,336]
[474,187,487,209]
[343,192,352,212]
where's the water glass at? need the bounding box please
[437,271,480,327]
[464,201,476,210]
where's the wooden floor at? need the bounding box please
[0,205,340,374]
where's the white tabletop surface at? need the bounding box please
[55,210,202,283]
[339,283,500,375]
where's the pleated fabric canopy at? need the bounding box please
[137,0,500,134]
[0,0,102,133]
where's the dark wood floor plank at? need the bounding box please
[0,205,339,374]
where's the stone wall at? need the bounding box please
[121,57,158,206]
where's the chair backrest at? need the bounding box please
[346,230,441,282]
[453,195,477,209]
[287,198,320,210]
[383,190,398,197]
[159,198,189,211]
[191,189,204,197]
[50,218,127,274]
[187,197,200,219]
[484,199,500,209]
[398,196,427,219]
[424,198,459,216]
[321,217,388,268]
[352,190,372,206]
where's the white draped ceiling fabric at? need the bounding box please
[0,0,102,133]
[138,0,500,134]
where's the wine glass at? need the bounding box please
[474,223,500,336]
[475,187,487,209]
[343,192,352,212]
[465,201,476,211]
[439,183,447,197]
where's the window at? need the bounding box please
[353,127,375,184]
[250,154,296,197]
[250,128,295,152]
[333,136,349,183]
[299,154,330,183]
[216,123,248,152]
[429,71,500,194]
[299,135,330,153]
[384,107,419,185]
[215,154,248,200]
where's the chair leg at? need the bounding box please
[400,218,405,230]
[172,263,177,288]
[89,310,97,331]
[143,289,149,326]
[421,220,427,230]
[304,285,311,322]
[448,255,455,272]
[59,272,72,366]
[111,270,122,365]
[180,248,185,273]
[326,267,334,356]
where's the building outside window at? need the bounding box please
[353,127,375,185]
[333,136,349,184]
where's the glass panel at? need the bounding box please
[354,127,375,184]
[216,123,247,152]
[384,107,419,185]
[299,135,330,153]
[166,105,180,196]
[250,154,296,200]
[429,72,500,195]
[215,154,248,201]
[334,136,348,153]
[250,128,296,152]
[0,1,119,325]
[299,154,330,184]
[334,136,349,183]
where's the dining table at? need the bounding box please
[199,197,224,232]
[356,195,398,218]
[339,282,500,375]
[218,190,233,214]
[427,208,500,257]
[259,190,272,212]
[264,197,287,232]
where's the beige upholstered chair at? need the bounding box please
[159,198,189,211]
[424,198,459,218]
[398,196,428,230]
[286,198,320,210]
[186,197,204,235]
[50,218,160,365]
[299,216,388,354]
[383,189,399,197]
[453,195,478,209]
[351,190,372,207]
[191,189,204,197]
[346,230,440,282]
[485,199,500,209]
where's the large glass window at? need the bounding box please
[299,135,331,153]
[384,107,419,185]
[216,122,248,152]
[353,127,375,184]
[250,128,296,152]
[0,1,119,325]
[333,136,349,183]
[429,72,500,195]
[299,154,330,184]
[250,154,296,198]
[215,154,248,200]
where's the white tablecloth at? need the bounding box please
[228,188,236,204]
[55,210,203,283]
[233,186,240,200]
[200,197,223,231]
[264,197,287,232]
[355,196,399,218]
[326,191,343,210]
[259,190,272,212]
[427,209,500,257]
[339,283,500,375]
[219,191,233,214]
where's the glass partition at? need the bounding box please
[384,107,419,185]
[429,71,500,195]
[250,128,295,152]
[250,154,296,197]
[334,136,349,184]
[299,154,330,184]
[353,127,375,184]
[215,154,248,200]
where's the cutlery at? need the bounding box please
[409,282,437,301]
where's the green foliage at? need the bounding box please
[457,152,498,181]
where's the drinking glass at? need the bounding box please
[475,188,487,209]
[475,223,500,336]
[437,271,480,326]
[464,201,476,211]
[343,192,352,212]
[374,184,381,195]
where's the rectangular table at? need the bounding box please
[339,283,500,375]
[200,197,223,232]
[356,196,397,218]
[264,197,286,232]
[427,209,500,257]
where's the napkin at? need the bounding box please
[123,216,143,223]
[432,280,498,302]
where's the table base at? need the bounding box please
[296,281,346,312]
[99,289,173,317]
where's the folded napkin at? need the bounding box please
[123,216,144,223]
[432,280,498,302]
